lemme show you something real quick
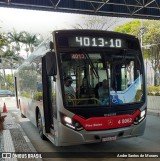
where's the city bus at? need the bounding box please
[15,30,147,146]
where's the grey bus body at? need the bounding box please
[15,30,147,146]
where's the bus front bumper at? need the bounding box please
[57,118,146,146]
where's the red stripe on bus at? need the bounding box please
[73,110,140,130]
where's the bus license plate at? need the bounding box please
[102,136,117,142]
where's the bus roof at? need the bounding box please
[53,29,138,40]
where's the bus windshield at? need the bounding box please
[59,50,144,107]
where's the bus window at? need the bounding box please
[60,51,144,106]
[109,55,143,104]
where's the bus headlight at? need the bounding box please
[140,110,146,118]
[64,116,72,124]
[61,113,84,131]
[133,109,146,125]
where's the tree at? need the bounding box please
[1,29,43,89]
[115,20,142,84]
[143,21,160,85]
[5,74,14,91]
[7,29,23,54]
[114,20,149,58]
[0,33,8,55]
[0,31,24,89]
[115,20,160,86]
[0,33,8,89]
[114,20,141,37]
[0,49,24,89]
[21,32,43,58]
[2,49,24,72]
[73,15,120,30]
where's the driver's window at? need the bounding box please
[61,53,102,106]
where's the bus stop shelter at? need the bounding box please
[0,0,160,19]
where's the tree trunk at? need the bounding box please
[154,73,156,86]
[10,63,14,79]
[2,68,7,89]
[154,70,160,86]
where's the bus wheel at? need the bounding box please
[37,112,46,140]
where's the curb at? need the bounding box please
[147,110,160,117]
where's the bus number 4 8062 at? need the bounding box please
[118,118,132,124]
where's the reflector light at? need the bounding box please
[66,123,75,129]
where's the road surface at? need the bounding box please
[1,97,160,161]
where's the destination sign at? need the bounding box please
[68,36,127,48]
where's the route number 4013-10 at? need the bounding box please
[75,36,122,48]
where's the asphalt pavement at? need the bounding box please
[0,96,159,160]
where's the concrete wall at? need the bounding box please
[148,96,160,111]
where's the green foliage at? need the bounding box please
[143,21,160,45]
[114,20,141,37]
[5,74,14,91]
[115,20,160,86]
[20,31,42,53]
[21,92,43,101]
[19,69,37,91]
[1,29,43,61]
[147,86,160,96]
[0,34,4,48]
[33,92,43,101]
[142,48,149,59]
[0,33,8,50]
[20,93,32,98]
[8,29,23,45]
[135,90,143,101]
[0,74,14,91]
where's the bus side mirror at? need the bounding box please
[45,52,57,76]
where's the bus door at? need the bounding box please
[42,56,55,132]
